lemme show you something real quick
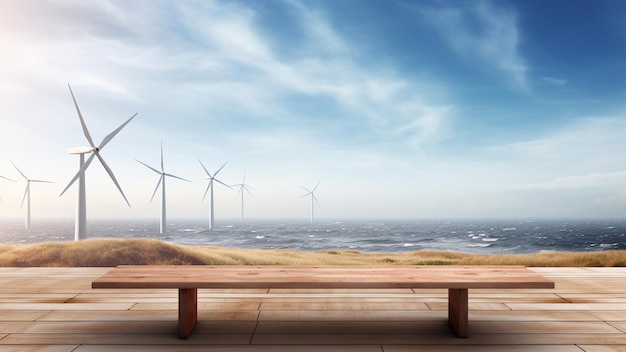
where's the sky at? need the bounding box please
[1,0,626,223]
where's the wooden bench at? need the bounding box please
[92,265,554,339]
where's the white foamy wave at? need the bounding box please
[599,243,618,248]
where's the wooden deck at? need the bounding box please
[0,267,625,351]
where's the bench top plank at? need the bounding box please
[92,265,554,290]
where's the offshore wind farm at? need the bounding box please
[1,1,626,256]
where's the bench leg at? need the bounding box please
[178,288,198,339]
[448,288,468,338]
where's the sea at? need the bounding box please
[0,218,624,254]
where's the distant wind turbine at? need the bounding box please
[0,173,15,202]
[136,142,190,234]
[198,159,231,231]
[60,84,138,241]
[300,182,320,223]
[232,171,254,222]
[10,161,53,230]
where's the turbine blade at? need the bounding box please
[300,185,311,193]
[197,158,211,177]
[214,178,232,189]
[164,173,190,182]
[202,180,212,201]
[244,186,254,198]
[312,182,320,192]
[9,160,27,180]
[0,174,15,182]
[60,153,96,196]
[136,159,162,175]
[20,184,28,209]
[213,162,228,177]
[68,84,96,148]
[150,176,163,203]
[234,185,243,196]
[96,152,130,207]
[30,180,54,183]
[98,112,138,150]
[313,194,320,207]
[160,141,164,173]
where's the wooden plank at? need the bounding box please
[92,266,554,290]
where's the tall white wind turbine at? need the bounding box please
[232,171,254,222]
[300,182,320,223]
[10,161,53,230]
[198,159,231,231]
[60,84,138,241]
[136,142,190,234]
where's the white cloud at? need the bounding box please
[415,1,529,92]
[542,76,568,86]
[517,171,626,190]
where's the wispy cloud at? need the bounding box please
[413,0,529,93]
[542,76,568,86]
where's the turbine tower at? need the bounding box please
[198,159,230,231]
[300,182,320,223]
[232,171,253,222]
[60,84,137,241]
[10,161,53,230]
[136,142,190,234]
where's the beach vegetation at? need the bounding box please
[0,238,623,267]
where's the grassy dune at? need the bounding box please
[0,238,624,267]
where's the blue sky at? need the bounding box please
[1,0,626,222]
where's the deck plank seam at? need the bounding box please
[605,321,626,334]
[555,293,573,303]
[65,293,81,303]
[249,321,259,344]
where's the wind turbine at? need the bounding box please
[10,161,53,230]
[232,171,253,222]
[198,159,231,231]
[60,84,138,241]
[136,142,190,234]
[300,182,320,223]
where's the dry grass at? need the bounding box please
[0,238,624,267]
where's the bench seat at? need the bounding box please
[92,265,554,338]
